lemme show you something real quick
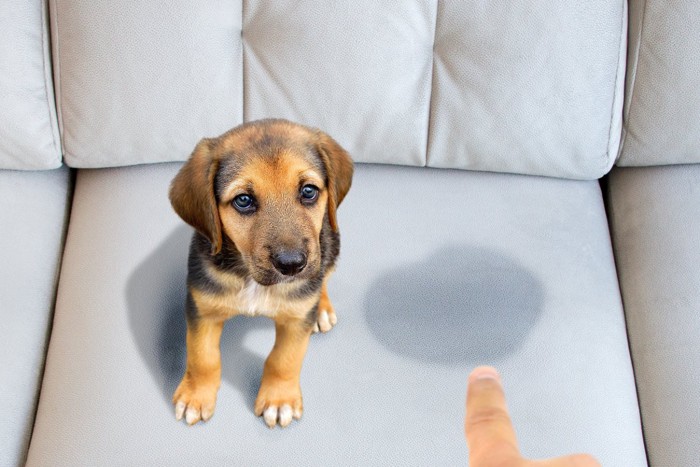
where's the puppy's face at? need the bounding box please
[217,145,328,285]
[170,120,353,286]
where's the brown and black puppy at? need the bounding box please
[169,119,353,428]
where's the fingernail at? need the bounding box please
[469,366,500,383]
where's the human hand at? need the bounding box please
[465,366,600,467]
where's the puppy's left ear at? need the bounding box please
[315,131,354,232]
[169,138,223,254]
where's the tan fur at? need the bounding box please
[190,279,319,321]
[218,154,328,285]
[254,319,311,421]
[169,139,223,254]
[318,278,335,318]
[172,319,224,424]
[169,120,353,428]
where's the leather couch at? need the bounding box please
[2,1,698,465]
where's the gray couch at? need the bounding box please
[2,1,698,466]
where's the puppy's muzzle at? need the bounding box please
[271,250,308,276]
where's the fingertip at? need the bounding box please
[468,366,501,384]
[465,365,517,454]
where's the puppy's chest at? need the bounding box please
[200,278,314,320]
[235,280,289,318]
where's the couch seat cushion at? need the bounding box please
[608,165,700,466]
[0,167,71,466]
[28,164,645,465]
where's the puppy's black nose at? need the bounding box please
[271,251,307,276]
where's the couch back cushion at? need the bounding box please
[618,0,700,166]
[428,2,626,179]
[0,0,61,170]
[53,1,626,179]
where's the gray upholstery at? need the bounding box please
[619,0,700,166]
[608,165,700,466]
[52,1,626,179]
[244,0,434,167]
[50,0,243,168]
[0,0,61,169]
[2,0,698,464]
[28,164,645,466]
[428,1,627,179]
[0,168,71,466]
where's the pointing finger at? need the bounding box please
[465,366,520,464]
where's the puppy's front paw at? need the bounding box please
[313,294,337,333]
[173,375,219,425]
[254,379,303,428]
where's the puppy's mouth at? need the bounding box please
[248,257,320,286]
[251,268,290,286]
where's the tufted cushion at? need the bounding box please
[52,1,627,179]
[619,0,700,166]
[50,0,243,167]
[243,1,434,166]
[428,1,627,179]
[0,0,61,169]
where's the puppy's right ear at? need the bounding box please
[169,138,223,254]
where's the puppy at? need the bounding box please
[169,119,353,428]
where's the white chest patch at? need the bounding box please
[237,279,285,318]
[202,263,316,320]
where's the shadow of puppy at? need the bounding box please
[126,226,269,411]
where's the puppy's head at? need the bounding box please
[170,119,353,285]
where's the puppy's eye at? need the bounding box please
[232,194,255,213]
[300,185,319,205]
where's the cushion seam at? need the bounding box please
[41,0,62,167]
[49,0,70,166]
[424,0,439,168]
[619,0,648,161]
[604,0,628,172]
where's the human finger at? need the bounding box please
[535,453,601,467]
[465,366,521,463]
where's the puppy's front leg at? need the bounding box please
[254,317,312,428]
[313,278,337,333]
[173,317,224,425]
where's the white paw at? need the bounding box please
[262,403,302,428]
[313,309,337,334]
[172,377,218,426]
[174,398,215,425]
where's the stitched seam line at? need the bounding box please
[50,0,67,164]
[41,0,61,166]
[423,0,439,168]
[604,0,628,171]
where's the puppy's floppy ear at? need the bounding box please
[315,131,354,232]
[169,138,223,254]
